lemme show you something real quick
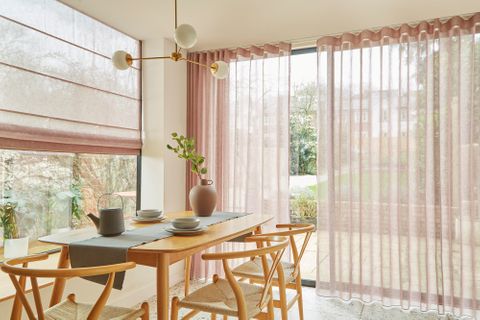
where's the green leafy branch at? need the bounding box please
[0,202,19,239]
[167,133,207,181]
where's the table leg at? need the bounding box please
[49,246,70,307]
[184,255,191,296]
[157,253,170,320]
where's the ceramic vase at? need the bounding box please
[189,179,217,217]
[4,236,29,258]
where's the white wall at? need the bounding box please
[0,38,188,316]
[163,39,187,212]
[142,39,187,213]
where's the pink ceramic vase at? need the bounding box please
[189,179,217,217]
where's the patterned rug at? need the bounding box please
[137,280,466,319]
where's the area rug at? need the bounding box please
[137,280,465,319]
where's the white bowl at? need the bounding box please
[137,209,162,218]
[172,217,200,229]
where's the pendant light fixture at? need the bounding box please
[111,0,229,79]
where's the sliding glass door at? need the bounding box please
[289,48,318,283]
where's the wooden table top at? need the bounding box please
[39,211,272,254]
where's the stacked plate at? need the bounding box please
[165,217,207,236]
[165,226,207,236]
[133,209,165,223]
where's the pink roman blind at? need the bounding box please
[0,0,142,155]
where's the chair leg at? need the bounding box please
[277,279,288,320]
[267,295,275,320]
[211,274,220,320]
[295,274,304,320]
[171,296,180,320]
[141,302,149,320]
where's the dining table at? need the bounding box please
[37,211,273,320]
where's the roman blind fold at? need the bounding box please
[0,0,142,155]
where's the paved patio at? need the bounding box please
[294,231,317,281]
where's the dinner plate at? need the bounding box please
[165,226,207,236]
[132,216,166,223]
[168,226,203,232]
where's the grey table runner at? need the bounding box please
[69,212,250,289]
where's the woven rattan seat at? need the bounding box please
[44,299,144,320]
[233,257,296,284]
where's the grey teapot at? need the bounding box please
[87,193,125,236]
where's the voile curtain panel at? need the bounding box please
[316,13,480,317]
[0,0,141,155]
[186,43,291,279]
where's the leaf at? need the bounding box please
[166,132,208,177]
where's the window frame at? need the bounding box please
[291,47,317,56]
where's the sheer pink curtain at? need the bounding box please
[187,43,291,279]
[316,14,480,317]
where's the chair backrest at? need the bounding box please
[1,253,136,320]
[259,223,315,278]
[202,236,289,318]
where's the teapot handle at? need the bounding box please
[97,193,125,212]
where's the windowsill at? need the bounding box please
[0,240,60,263]
[0,241,61,302]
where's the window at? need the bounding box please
[0,150,137,240]
[0,0,141,243]
[289,49,317,283]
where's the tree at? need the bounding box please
[290,82,318,175]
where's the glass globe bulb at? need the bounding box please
[210,61,229,79]
[174,24,198,49]
[112,50,132,70]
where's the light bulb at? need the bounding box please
[112,50,132,70]
[210,61,229,79]
[174,24,198,49]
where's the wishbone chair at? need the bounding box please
[170,235,289,320]
[2,253,149,320]
[232,223,315,320]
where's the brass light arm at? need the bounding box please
[130,56,172,61]
[174,0,178,53]
[179,57,217,71]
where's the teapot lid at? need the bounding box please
[100,207,123,212]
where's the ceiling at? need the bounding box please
[60,0,479,51]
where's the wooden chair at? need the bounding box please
[232,223,315,320]
[170,235,289,320]
[1,253,149,320]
